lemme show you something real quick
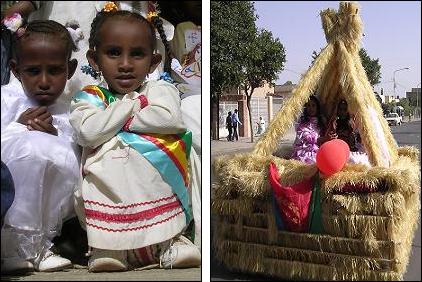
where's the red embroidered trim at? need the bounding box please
[86,210,184,232]
[85,200,181,223]
[137,95,148,109]
[84,194,176,209]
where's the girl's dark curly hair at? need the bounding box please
[89,9,173,73]
[300,95,326,132]
[12,20,76,61]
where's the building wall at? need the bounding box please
[406,88,421,106]
[384,95,400,104]
[250,97,269,135]
[215,83,274,138]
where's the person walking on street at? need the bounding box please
[226,111,233,141]
[232,109,242,141]
[256,116,266,135]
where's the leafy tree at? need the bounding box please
[398,98,414,117]
[358,49,381,86]
[382,103,394,115]
[241,29,286,142]
[311,48,381,86]
[211,1,257,139]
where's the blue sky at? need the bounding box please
[255,1,421,97]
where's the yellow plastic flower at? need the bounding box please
[146,11,159,22]
[103,1,118,12]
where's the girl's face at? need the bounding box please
[10,35,77,106]
[306,100,318,117]
[88,18,161,94]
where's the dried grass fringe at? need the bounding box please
[213,239,401,281]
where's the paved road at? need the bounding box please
[211,121,421,281]
[1,267,201,281]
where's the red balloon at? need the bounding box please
[316,139,350,176]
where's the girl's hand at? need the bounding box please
[27,118,58,136]
[17,107,51,125]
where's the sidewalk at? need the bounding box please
[403,116,421,123]
[211,127,296,158]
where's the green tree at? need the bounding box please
[311,48,381,86]
[398,98,414,117]
[358,48,381,86]
[241,29,286,142]
[211,1,257,139]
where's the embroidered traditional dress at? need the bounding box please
[1,79,80,262]
[291,117,321,164]
[70,80,192,250]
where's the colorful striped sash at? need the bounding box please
[73,85,192,223]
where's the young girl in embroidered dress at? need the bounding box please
[291,95,326,164]
[69,2,200,272]
[1,20,79,273]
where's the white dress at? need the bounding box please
[70,80,192,250]
[0,79,80,263]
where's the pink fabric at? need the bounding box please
[269,162,313,232]
[291,117,321,164]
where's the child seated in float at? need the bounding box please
[291,95,327,164]
[324,99,370,166]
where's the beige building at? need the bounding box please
[269,82,296,118]
[216,83,274,138]
[215,81,298,139]
[384,95,400,104]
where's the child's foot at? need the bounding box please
[159,235,201,269]
[88,249,128,272]
[36,250,72,272]
[1,257,34,274]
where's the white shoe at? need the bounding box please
[88,249,128,272]
[159,235,201,269]
[36,250,72,272]
[1,257,34,274]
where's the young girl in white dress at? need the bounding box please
[69,2,200,272]
[1,20,80,273]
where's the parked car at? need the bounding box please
[385,112,402,126]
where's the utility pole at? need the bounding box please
[393,67,409,97]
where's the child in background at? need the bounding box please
[1,20,80,273]
[70,3,200,272]
[291,95,326,164]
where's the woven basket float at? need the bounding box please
[212,2,420,280]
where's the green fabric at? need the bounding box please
[97,86,117,105]
[308,175,323,234]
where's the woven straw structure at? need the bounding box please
[212,2,420,280]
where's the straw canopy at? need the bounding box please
[252,1,397,167]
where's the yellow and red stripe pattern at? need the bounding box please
[138,133,189,186]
